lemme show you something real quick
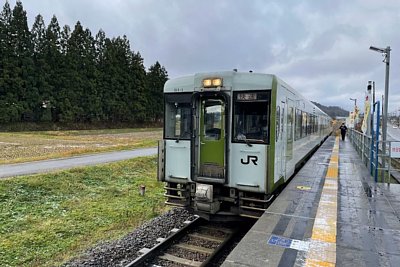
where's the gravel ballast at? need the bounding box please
[62,208,196,267]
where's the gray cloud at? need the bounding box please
[16,0,400,112]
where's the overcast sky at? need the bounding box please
[9,0,400,112]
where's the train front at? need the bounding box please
[158,71,273,221]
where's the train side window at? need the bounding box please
[287,107,294,141]
[302,112,307,137]
[280,106,284,140]
[276,106,280,142]
[295,109,301,140]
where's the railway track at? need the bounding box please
[125,216,241,267]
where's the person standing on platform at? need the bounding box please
[339,123,348,141]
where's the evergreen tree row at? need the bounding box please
[0,1,168,124]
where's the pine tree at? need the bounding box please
[0,1,170,125]
[62,21,100,122]
[9,1,36,121]
[60,24,70,55]
[95,29,106,64]
[45,15,62,122]
[31,14,52,121]
[146,61,168,122]
[31,14,46,53]
[94,29,107,121]
[101,36,133,122]
[0,1,14,122]
[82,28,102,122]
[130,50,147,122]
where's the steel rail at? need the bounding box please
[125,216,241,267]
[125,215,202,267]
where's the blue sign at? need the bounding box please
[267,235,292,248]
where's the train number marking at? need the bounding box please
[241,155,258,165]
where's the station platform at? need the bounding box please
[222,136,400,267]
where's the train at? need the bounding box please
[157,71,331,220]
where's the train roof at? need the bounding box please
[164,71,276,93]
[164,71,330,119]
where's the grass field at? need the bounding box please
[0,128,162,164]
[0,156,166,266]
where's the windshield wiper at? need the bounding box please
[245,139,253,147]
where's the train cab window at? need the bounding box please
[165,94,192,140]
[233,91,270,144]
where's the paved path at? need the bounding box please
[0,147,157,178]
[223,137,400,266]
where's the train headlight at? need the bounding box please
[212,78,222,87]
[195,183,213,202]
[203,79,212,87]
[202,78,223,88]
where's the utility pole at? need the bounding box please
[369,45,391,181]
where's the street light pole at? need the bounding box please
[349,98,357,107]
[369,45,391,181]
[383,47,391,150]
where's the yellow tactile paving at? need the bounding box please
[330,155,338,163]
[314,217,337,227]
[305,258,336,267]
[311,230,336,243]
[305,136,340,266]
[321,184,338,192]
[308,249,337,264]
[326,167,338,179]
[310,240,337,252]
[321,188,338,196]
[316,207,337,217]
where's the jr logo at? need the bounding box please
[241,155,258,165]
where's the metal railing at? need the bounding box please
[348,128,400,183]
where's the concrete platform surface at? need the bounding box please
[222,136,400,267]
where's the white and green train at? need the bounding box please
[157,71,331,220]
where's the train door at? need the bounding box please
[198,98,225,182]
[274,98,287,183]
[286,98,294,177]
[279,100,287,180]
